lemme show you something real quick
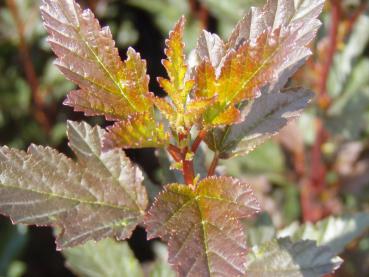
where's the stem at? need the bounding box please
[317,0,341,110]
[187,0,209,29]
[6,0,50,132]
[182,147,195,185]
[208,152,219,176]
[168,144,182,162]
[191,130,207,152]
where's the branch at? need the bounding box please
[317,0,342,110]
[208,152,219,176]
[6,0,51,132]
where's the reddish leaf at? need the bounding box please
[145,176,261,277]
[194,0,324,126]
[0,121,148,249]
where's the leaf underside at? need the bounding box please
[206,88,314,158]
[145,176,261,277]
[0,121,148,249]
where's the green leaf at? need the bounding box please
[148,242,176,277]
[0,121,148,249]
[63,238,144,277]
[245,238,342,277]
[327,14,369,99]
[206,88,314,158]
[145,176,260,277]
[278,213,369,256]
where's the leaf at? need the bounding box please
[206,88,314,158]
[145,176,261,277]
[41,0,152,118]
[245,238,343,277]
[63,238,144,277]
[196,30,226,70]
[278,213,369,256]
[194,0,324,126]
[103,112,170,149]
[153,17,212,133]
[0,121,148,249]
[327,14,369,99]
[147,242,177,277]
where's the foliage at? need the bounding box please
[0,0,369,276]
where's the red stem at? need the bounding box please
[168,144,183,162]
[6,0,50,132]
[317,0,341,109]
[182,147,195,185]
[191,130,207,152]
[208,152,219,176]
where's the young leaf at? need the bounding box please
[245,238,343,277]
[153,17,214,133]
[206,88,314,158]
[194,0,324,126]
[278,213,369,256]
[63,238,144,277]
[103,112,170,149]
[145,176,261,277]
[0,121,148,249]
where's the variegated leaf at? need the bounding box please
[103,112,170,149]
[206,88,314,158]
[194,0,324,126]
[145,176,261,277]
[41,0,152,118]
[0,121,148,249]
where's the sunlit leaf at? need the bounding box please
[145,176,260,277]
[278,213,369,256]
[103,112,170,149]
[63,238,143,277]
[153,17,213,133]
[206,88,314,158]
[245,238,343,277]
[0,121,147,249]
[41,0,152,118]
[194,0,324,126]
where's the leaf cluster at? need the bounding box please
[1,0,369,276]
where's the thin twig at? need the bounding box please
[6,0,50,132]
[317,0,341,109]
[191,130,207,152]
[208,152,219,176]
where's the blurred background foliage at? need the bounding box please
[0,0,369,276]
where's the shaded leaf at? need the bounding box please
[278,213,369,256]
[63,238,143,277]
[0,121,147,249]
[328,14,369,99]
[103,112,170,149]
[245,238,342,277]
[206,88,314,158]
[145,176,260,277]
[41,0,152,118]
